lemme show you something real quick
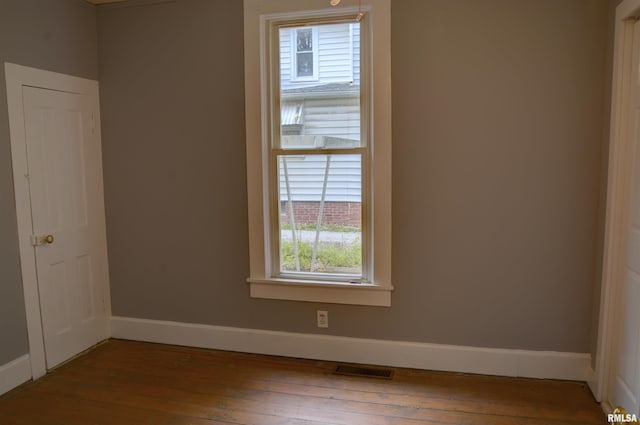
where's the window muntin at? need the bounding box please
[272,19,368,282]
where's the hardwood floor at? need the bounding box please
[0,340,606,424]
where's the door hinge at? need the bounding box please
[91,113,96,135]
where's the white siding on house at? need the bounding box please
[303,97,360,141]
[280,30,292,84]
[279,154,361,202]
[352,24,360,86]
[317,24,351,82]
[280,96,360,144]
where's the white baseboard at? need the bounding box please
[110,316,592,381]
[586,366,601,402]
[0,354,31,396]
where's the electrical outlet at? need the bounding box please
[317,310,329,328]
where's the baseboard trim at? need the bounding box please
[111,316,592,381]
[0,354,31,396]
[586,366,601,401]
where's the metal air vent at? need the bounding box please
[334,365,394,379]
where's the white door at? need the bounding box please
[608,19,640,415]
[22,86,108,369]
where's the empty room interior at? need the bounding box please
[1,0,638,423]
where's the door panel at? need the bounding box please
[23,86,103,369]
[609,20,640,415]
[615,272,640,405]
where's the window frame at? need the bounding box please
[244,0,392,307]
[272,18,368,283]
[290,26,319,81]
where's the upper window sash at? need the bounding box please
[270,15,368,152]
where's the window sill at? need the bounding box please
[247,278,393,307]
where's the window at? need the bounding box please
[291,27,319,81]
[277,21,362,280]
[244,0,391,307]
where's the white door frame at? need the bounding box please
[4,62,111,380]
[593,0,640,410]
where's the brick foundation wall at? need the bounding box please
[281,201,361,227]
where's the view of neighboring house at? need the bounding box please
[278,22,362,228]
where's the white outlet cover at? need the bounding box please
[317,311,328,328]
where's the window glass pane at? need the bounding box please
[296,52,314,77]
[278,154,362,276]
[296,28,313,52]
[279,22,361,148]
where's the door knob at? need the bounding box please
[29,234,55,246]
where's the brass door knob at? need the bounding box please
[42,235,54,244]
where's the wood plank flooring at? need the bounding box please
[0,340,606,424]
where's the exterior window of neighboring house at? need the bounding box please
[292,27,319,81]
[244,0,391,306]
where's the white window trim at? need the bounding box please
[290,26,319,82]
[244,0,392,307]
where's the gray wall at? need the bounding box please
[0,0,98,365]
[391,0,607,351]
[98,0,610,354]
